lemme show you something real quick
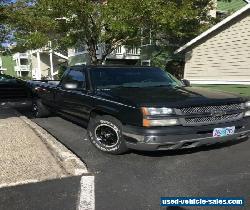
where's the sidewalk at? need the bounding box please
[0,107,94,210]
[0,108,67,186]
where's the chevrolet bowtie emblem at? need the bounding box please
[211,110,226,117]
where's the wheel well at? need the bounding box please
[88,109,121,125]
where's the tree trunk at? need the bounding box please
[89,50,98,65]
[87,43,113,65]
[88,44,98,65]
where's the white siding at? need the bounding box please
[184,10,250,83]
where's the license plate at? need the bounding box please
[213,126,235,137]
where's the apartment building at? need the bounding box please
[68,45,141,66]
[3,48,67,79]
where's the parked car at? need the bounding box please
[0,74,30,100]
[30,66,250,154]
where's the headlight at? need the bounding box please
[143,118,179,127]
[141,107,179,127]
[245,101,250,108]
[141,107,174,115]
[244,111,250,117]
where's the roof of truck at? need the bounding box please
[70,65,154,68]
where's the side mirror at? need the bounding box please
[63,83,78,90]
[181,79,191,87]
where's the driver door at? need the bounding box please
[55,67,91,121]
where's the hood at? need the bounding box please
[95,86,245,108]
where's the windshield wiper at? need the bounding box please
[120,86,141,88]
[97,86,140,90]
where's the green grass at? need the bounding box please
[217,0,247,13]
[1,56,16,77]
[194,85,250,97]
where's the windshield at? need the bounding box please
[90,67,183,89]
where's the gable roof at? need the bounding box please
[175,3,250,54]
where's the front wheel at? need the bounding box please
[87,115,128,154]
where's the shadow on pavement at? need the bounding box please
[130,137,249,157]
[0,109,21,119]
[0,100,32,119]
[166,207,187,210]
[0,176,81,210]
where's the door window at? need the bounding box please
[61,69,86,89]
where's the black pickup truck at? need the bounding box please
[31,65,250,154]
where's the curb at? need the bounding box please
[19,115,88,176]
[18,112,95,210]
[0,107,95,210]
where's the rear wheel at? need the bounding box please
[32,99,51,118]
[87,115,128,154]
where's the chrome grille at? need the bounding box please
[184,113,243,125]
[181,104,242,114]
[179,103,244,126]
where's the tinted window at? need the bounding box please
[90,67,183,89]
[61,69,85,89]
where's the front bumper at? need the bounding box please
[123,118,250,151]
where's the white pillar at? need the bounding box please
[15,59,18,76]
[49,49,54,80]
[18,56,21,77]
[36,50,42,80]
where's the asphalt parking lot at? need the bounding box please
[18,107,250,210]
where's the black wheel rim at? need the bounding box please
[95,124,118,147]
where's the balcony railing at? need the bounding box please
[69,45,141,59]
[113,46,124,55]
[13,53,29,60]
[14,65,30,72]
[0,67,7,71]
[127,47,141,55]
[112,46,141,56]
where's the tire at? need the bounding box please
[87,115,128,154]
[32,99,51,118]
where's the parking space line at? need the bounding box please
[78,175,95,210]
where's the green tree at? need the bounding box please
[0,0,12,53]
[140,0,215,69]
[8,0,142,64]
[7,0,214,65]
